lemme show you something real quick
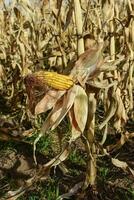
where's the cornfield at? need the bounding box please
[0,0,134,199]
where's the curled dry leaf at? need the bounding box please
[102,0,114,22]
[51,84,78,130]
[101,56,125,72]
[112,158,128,170]
[73,85,88,132]
[69,107,81,141]
[99,93,117,130]
[70,43,103,86]
[44,145,69,168]
[59,181,83,199]
[6,187,25,200]
[41,85,78,134]
[112,158,134,176]
[22,129,33,137]
[35,90,65,115]
[107,131,134,152]
[40,97,64,134]
[113,88,127,131]
[88,79,115,89]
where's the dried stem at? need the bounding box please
[74,0,84,55]
[84,93,97,187]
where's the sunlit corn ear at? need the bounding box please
[34,71,74,90]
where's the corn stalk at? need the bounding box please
[73,0,84,55]
[84,93,97,187]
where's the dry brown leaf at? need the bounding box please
[99,94,117,130]
[59,181,83,199]
[64,0,73,31]
[107,131,134,152]
[70,43,103,86]
[69,107,81,141]
[41,97,64,135]
[40,85,77,134]
[44,145,69,167]
[51,84,78,130]
[113,88,127,131]
[112,158,134,176]
[102,0,114,22]
[22,129,33,137]
[74,85,88,132]
[6,187,25,200]
[35,90,65,115]
[88,79,114,89]
[112,158,128,170]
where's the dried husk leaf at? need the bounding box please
[73,85,88,132]
[41,85,78,134]
[69,107,81,141]
[51,84,78,130]
[70,43,103,86]
[35,90,65,115]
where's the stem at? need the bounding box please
[84,93,97,187]
[74,0,84,56]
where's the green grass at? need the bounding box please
[68,149,86,166]
[18,179,60,200]
[99,166,109,180]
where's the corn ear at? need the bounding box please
[34,71,74,90]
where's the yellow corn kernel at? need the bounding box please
[34,71,74,90]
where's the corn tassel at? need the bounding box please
[34,71,74,90]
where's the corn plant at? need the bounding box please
[0,0,134,199]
